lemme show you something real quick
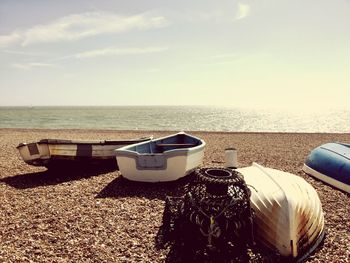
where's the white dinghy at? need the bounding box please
[115,132,205,182]
[237,163,325,261]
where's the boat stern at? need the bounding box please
[16,142,50,166]
[115,132,205,182]
[238,163,325,260]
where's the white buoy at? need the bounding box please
[225,147,238,168]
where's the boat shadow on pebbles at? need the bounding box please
[96,174,193,200]
[1,161,117,189]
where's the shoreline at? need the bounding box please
[1,129,349,262]
[2,127,350,135]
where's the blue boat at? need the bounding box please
[303,142,350,194]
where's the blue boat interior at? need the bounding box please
[128,134,202,154]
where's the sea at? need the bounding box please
[0,106,349,133]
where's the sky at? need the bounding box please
[0,0,349,109]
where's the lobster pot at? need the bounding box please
[159,167,254,260]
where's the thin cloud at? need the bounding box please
[0,12,169,47]
[72,46,169,59]
[146,68,161,73]
[0,32,21,47]
[11,62,55,70]
[201,60,239,67]
[178,9,225,23]
[2,49,47,56]
[209,53,240,59]
[200,53,241,66]
[235,3,251,20]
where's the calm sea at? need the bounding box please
[0,106,349,133]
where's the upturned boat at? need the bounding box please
[17,137,152,167]
[303,142,350,194]
[115,132,205,182]
[237,163,325,261]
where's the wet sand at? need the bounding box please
[0,128,349,262]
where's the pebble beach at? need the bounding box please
[0,128,349,262]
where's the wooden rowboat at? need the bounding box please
[17,137,152,167]
[237,163,325,261]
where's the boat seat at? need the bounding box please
[156,143,197,147]
[39,139,104,145]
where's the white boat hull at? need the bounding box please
[116,132,205,182]
[303,164,350,194]
[48,144,122,159]
[237,163,325,260]
[17,142,50,166]
[17,137,152,167]
[117,150,204,182]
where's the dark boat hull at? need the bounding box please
[303,142,350,194]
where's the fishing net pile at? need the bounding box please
[157,167,255,262]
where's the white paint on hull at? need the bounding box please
[116,132,205,182]
[237,163,325,258]
[303,164,350,194]
[17,138,152,165]
[17,143,50,164]
[118,150,204,182]
[49,144,123,158]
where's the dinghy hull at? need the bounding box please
[115,132,205,182]
[17,137,152,167]
[237,163,325,261]
[303,142,350,194]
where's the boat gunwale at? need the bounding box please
[318,142,350,161]
[115,132,206,157]
[16,137,152,148]
[303,164,350,193]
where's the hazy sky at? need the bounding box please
[0,0,349,109]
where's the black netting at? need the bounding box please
[157,167,255,262]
